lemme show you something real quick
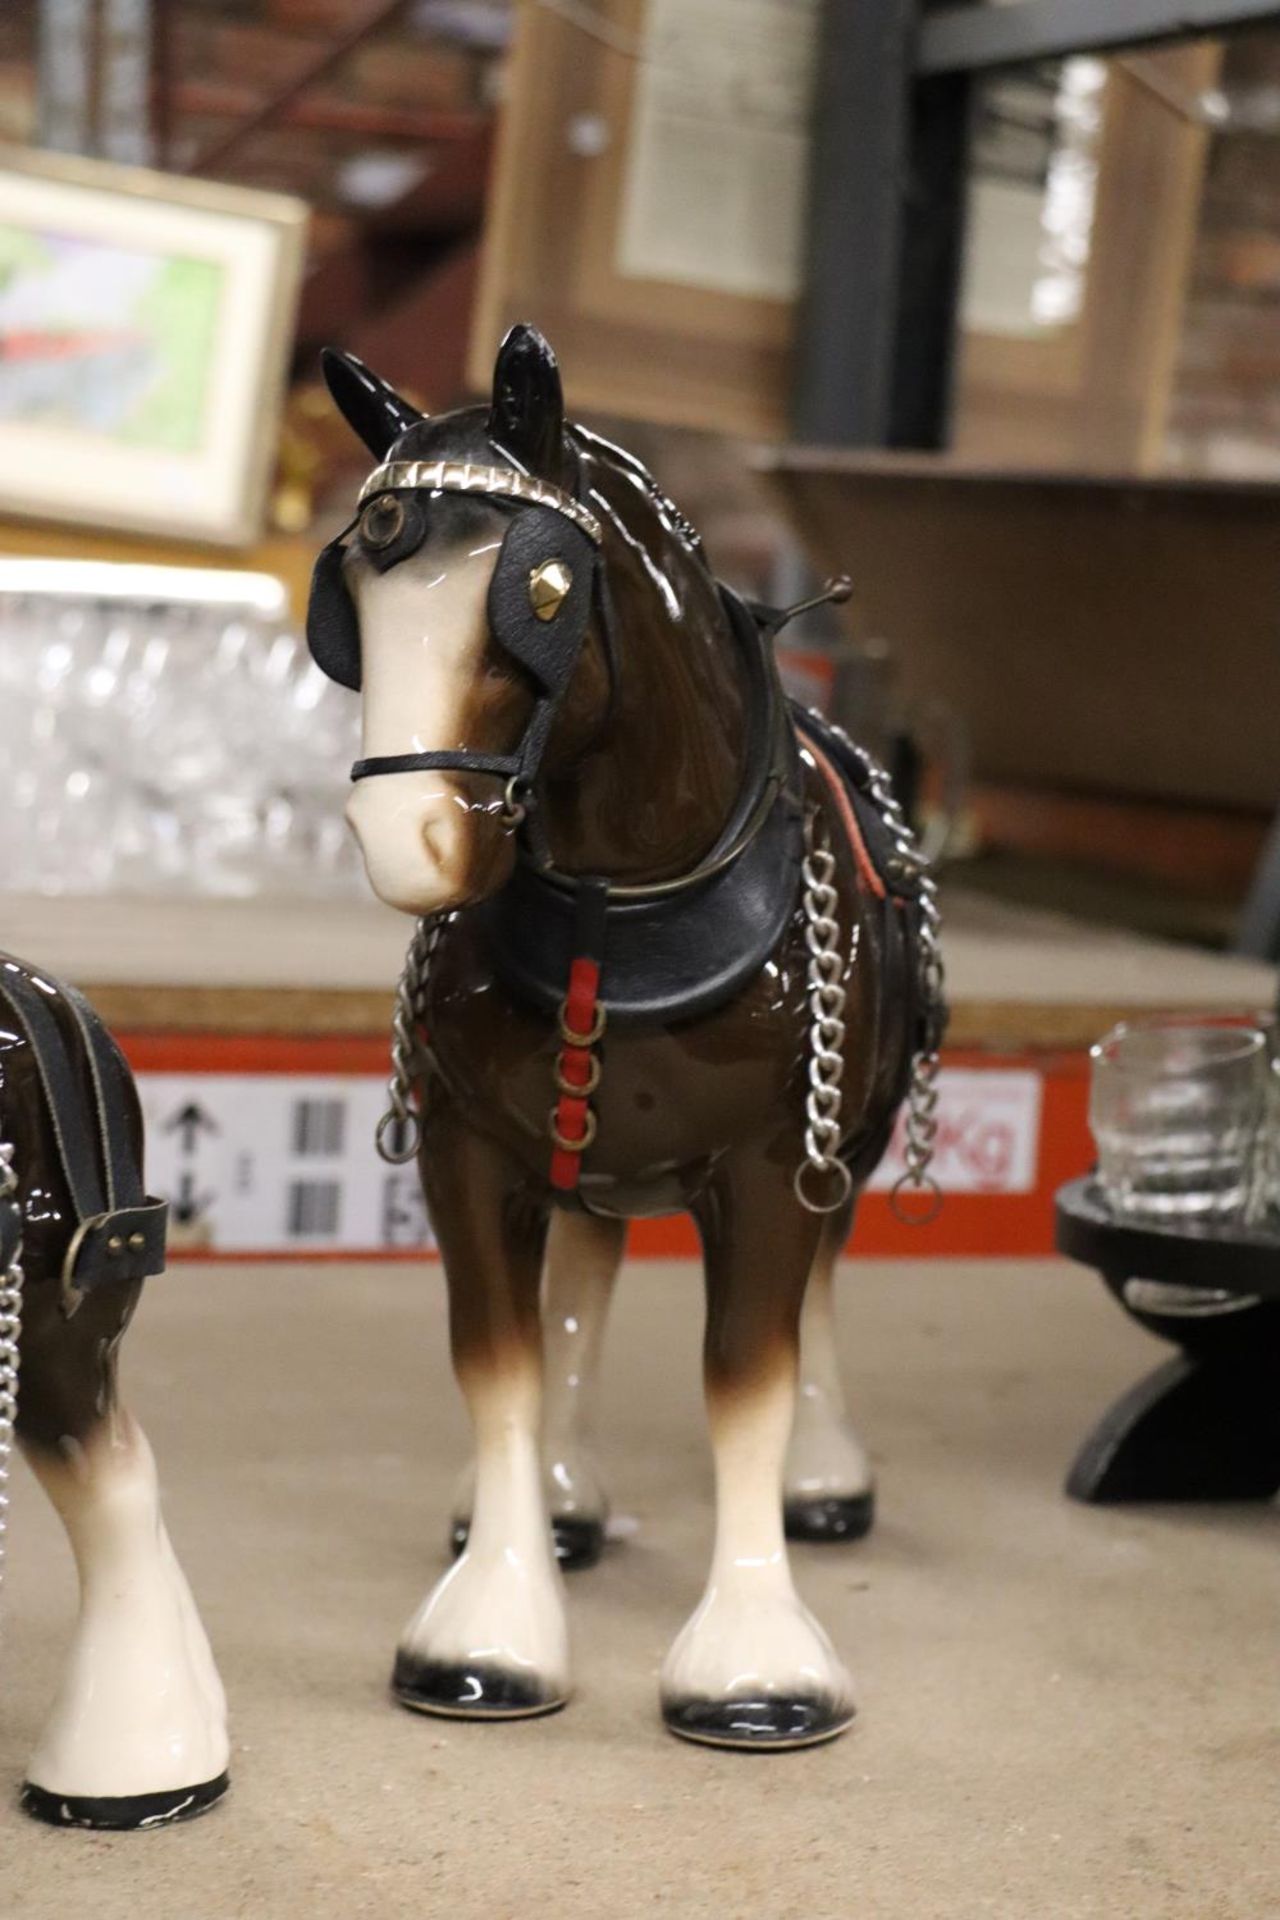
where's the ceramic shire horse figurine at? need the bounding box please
[308,324,943,1749]
[0,954,228,1827]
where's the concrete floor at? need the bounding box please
[2,1257,1276,1919]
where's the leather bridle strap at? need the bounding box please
[357,458,604,546]
[352,751,522,782]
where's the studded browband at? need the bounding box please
[358,459,604,547]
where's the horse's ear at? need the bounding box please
[489,323,565,476]
[321,347,422,458]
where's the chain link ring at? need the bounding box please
[795,1155,853,1215]
[499,777,529,831]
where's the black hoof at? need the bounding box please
[392,1653,566,1720]
[663,1694,854,1751]
[552,1515,606,1570]
[784,1490,875,1543]
[449,1514,606,1571]
[20,1771,229,1831]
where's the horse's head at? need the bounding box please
[308,325,610,916]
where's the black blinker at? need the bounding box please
[306,538,362,691]
[486,507,595,696]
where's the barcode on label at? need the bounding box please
[291,1099,346,1157]
[286,1179,341,1238]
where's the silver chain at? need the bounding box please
[0,1143,24,1602]
[897,882,945,1222]
[798,715,947,1224]
[861,748,946,1224]
[795,813,855,1215]
[375,915,445,1165]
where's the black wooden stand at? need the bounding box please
[1055,1178,1280,1504]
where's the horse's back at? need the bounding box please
[0,952,142,1279]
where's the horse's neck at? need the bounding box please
[540,507,748,885]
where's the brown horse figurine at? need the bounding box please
[0,955,228,1826]
[308,324,942,1749]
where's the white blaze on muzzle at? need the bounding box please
[307,457,605,912]
[308,463,602,793]
[344,539,504,913]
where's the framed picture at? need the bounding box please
[470,0,814,439]
[953,45,1220,472]
[0,145,307,546]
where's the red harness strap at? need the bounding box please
[548,880,609,1192]
[803,736,887,901]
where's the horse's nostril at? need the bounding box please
[419,814,455,871]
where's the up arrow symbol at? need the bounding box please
[164,1101,220,1156]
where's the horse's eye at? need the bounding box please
[358,495,405,550]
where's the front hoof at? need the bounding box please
[663,1695,854,1751]
[20,1771,229,1831]
[392,1654,566,1721]
[784,1490,875,1543]
[449,1514,605,1571]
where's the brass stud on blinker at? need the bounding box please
[528,558,572,621]
[107,1235,123,1254]
[128,1232,146,1250]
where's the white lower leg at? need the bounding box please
[24,1411,228,1800]
[541,1211,623,1526]
[662,1368,854,1726]
[786,1248,873,1506]
[399,1360,569,1705]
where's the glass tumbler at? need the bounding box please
[1089,1023,1268,1227]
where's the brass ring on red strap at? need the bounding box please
[549,1105,597,1153]
[554,1053,602,1097]
[558,1001,606,1047]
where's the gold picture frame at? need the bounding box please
[0,145,307,547]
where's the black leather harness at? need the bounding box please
[0,957,167,1309]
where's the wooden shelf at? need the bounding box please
[4,888,1272,1049]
